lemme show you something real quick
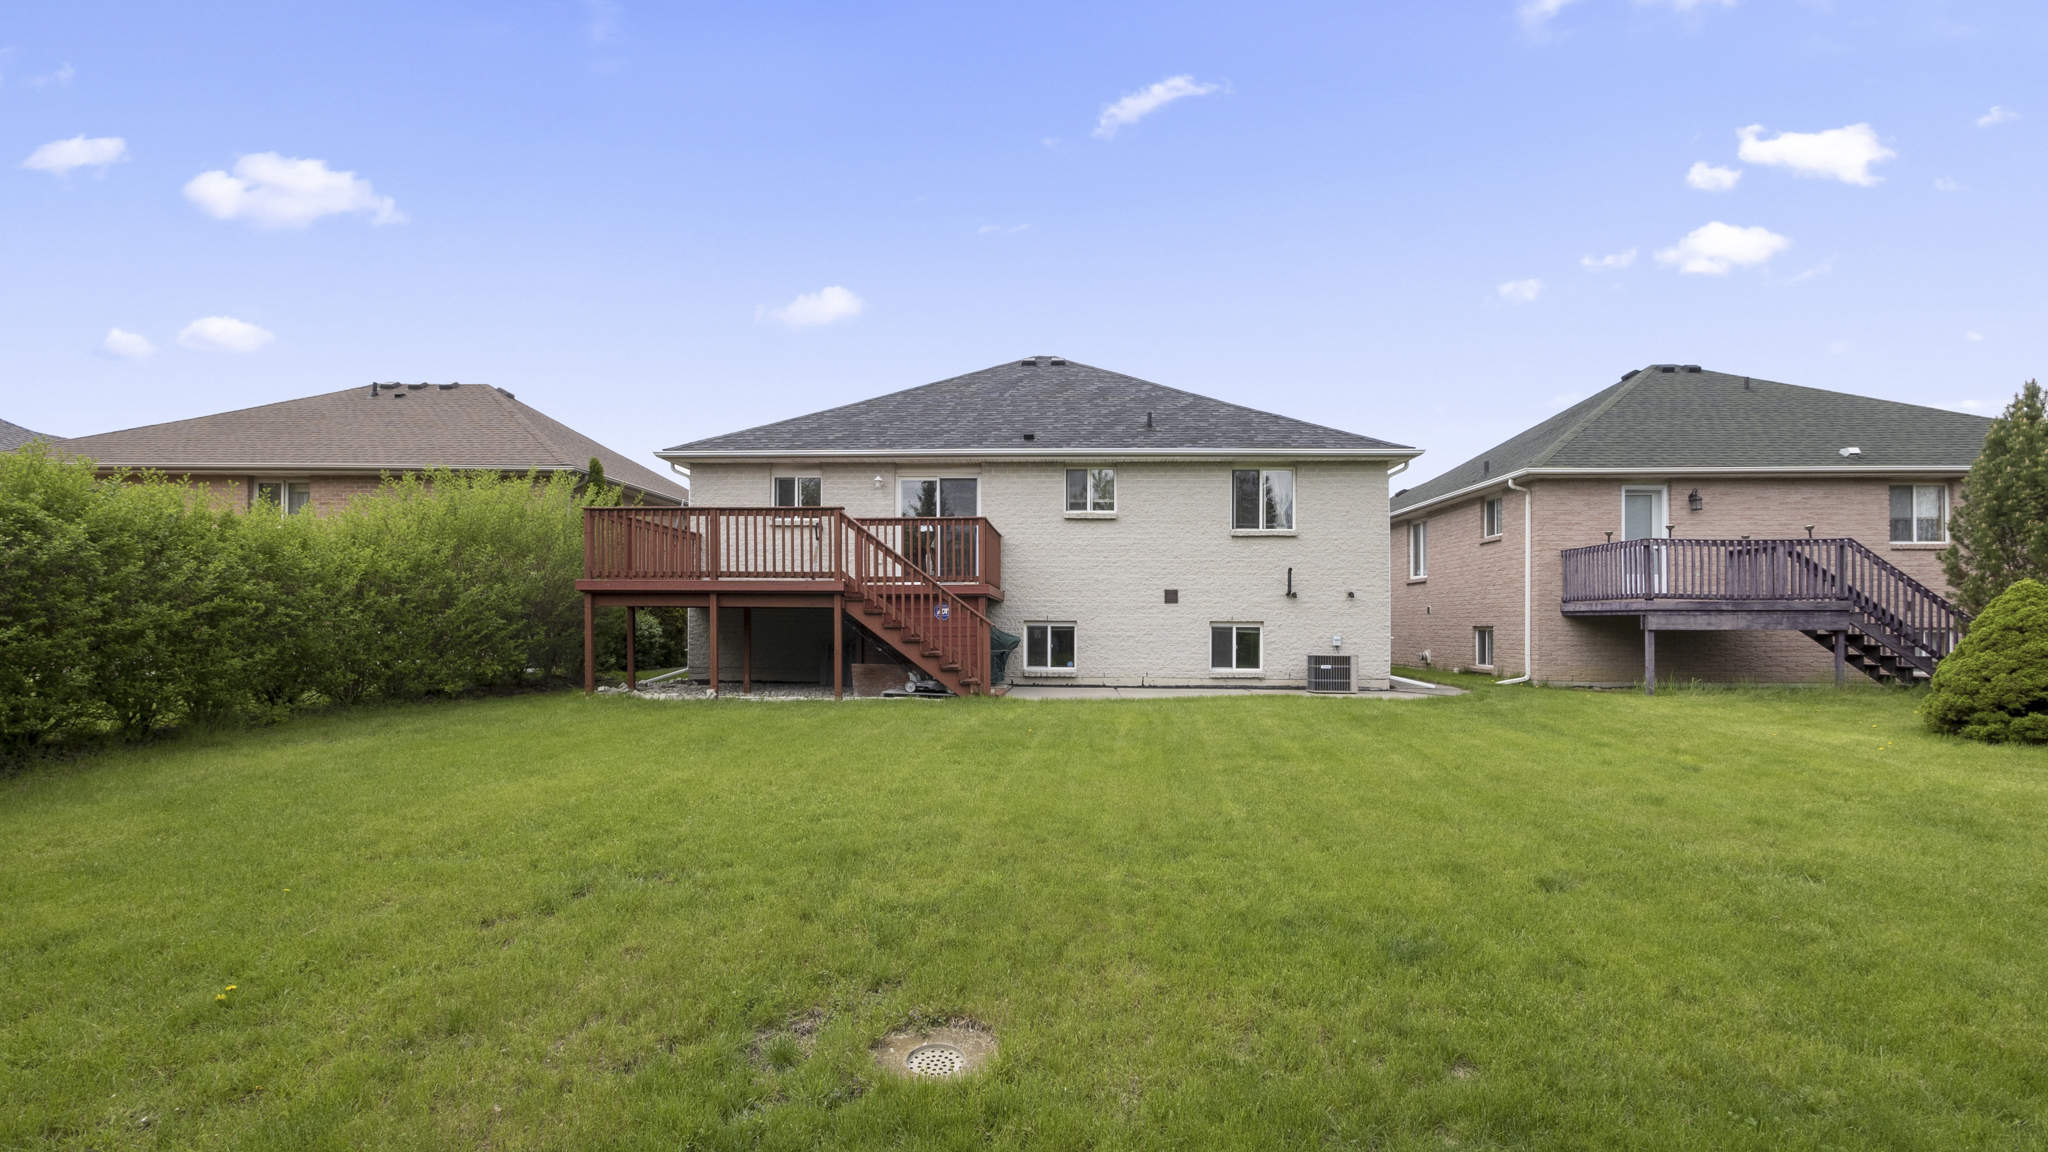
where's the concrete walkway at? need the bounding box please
[1003,684,1458,701]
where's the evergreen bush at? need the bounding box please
[1924,579,2048,743]
[1944,380,2048,615]
[0,450,621,760]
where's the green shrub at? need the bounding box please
[0,452,620,760]
[1924,579,2048,743]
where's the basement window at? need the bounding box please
[1210,623,1262,672]
[1889,485,1946,543]
[1025,623,1076,673]
[1473,627,1495,670]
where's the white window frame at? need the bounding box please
[772,475,822,508]
[1482,497,1503,539]
[1890,484,1948,544]
[255,479,313,516]
[1408,520,1428,579]
[1229,468,1296,533]
[1023,622,1078,675]
[1064,467,1117,515]
[1473,626,1495,670]
[1209,621,1264,674]
[898,476,980,518]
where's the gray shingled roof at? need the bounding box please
[59,384,688,504]
[1390,365,1992,514]
[663,357,1417,457]
[1,418,55,451]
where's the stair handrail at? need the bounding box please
[833,511,995,693]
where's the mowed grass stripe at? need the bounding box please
[2,683,2044,1150]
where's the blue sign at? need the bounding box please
[934,603,950,621]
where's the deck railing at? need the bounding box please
[1561,536,1967,660]
[586,508,1001,585]
[857,517,1001,586]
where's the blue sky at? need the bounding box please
[4,0,2041,487]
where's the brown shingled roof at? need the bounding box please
[60,383,687,504]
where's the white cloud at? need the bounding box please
[1094,75,1220,139]
[1934,176,1960,192]
[1786,257,1834,284]
[1686,162,1741,191]
[1966,331,1984,342]
[1655,222,1790,275]
[183,153,404,229]
[1736,123,1895,186]
[764,286,863,328]
[1580,248,1636,271]
[1497,278,1543,304]
[22,135,128,175]
[1957,399,1991,411]
[1827,339,1850,354]
[25,62,74,88]
[1662,0,1735,9]
[1977,106,2018,128]
[100,329,155,359]
[177,316,275,353]
[1517,0,1586,26]
[586,0,621,42]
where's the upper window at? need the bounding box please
[1066,468,1115,512]
[257,481,311,516]
[1025,623,1077,672]
[1231,469,1294,530]
[900,477,979,517]
[1210,623,1262,671]
[773,476,822,507]
[1890,485,1947,543]
[1482,497,1503,538]
[1408,520,1428,578]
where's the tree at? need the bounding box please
[1944,380,2048,616]
[584,456,609,499]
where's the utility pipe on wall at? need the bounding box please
[1496,477,1533,685]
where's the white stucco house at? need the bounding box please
[576,356,1419,695]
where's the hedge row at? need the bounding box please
[0,445,629,759]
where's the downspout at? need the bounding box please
[1496,477,1532,685]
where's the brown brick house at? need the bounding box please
[1388,365,1989,688]
[58,382,688,511]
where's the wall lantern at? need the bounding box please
[1687,488,1704,512]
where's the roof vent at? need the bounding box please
[439,382,460,390]
[1020,358,1038,367]
[1049,358,1067,366]
[1839,446,1862,459]
[1482,460,1490,475]
[407,383,428,390]
[1394,488,1410,497]
[1683,365,1702,373]
[1620,370,1639,381]
[1145,411,1154,429]
[1657,365,1678,373]
[497,387,516,399]
[1022,432,1035,441]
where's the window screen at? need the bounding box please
[1210,624,1261,670]
[1066,468,1115,511]
[1891,485,1945,543]
[1483,497,1503,537]
[1231,470,1293,529]
[939,478,978,517]
[774,477,822,507]
[1025,624,1075,670]
[1474,627,1495,668]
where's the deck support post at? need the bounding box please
[1643,622,1656,696]
[708,593,720,695]
[832,594,844,700]
[626,606,637,691]
[742,607,753,696]
[1835,630,1847,687]
[583,592,595,696]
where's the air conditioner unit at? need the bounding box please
[1306,654,1354,693]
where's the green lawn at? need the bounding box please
[4,679,2045,1150]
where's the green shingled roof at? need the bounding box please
[1390,365,1991,515]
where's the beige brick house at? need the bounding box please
[577,356,1418,695]
[1388,365,1989,688]
[57,382,687,511]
